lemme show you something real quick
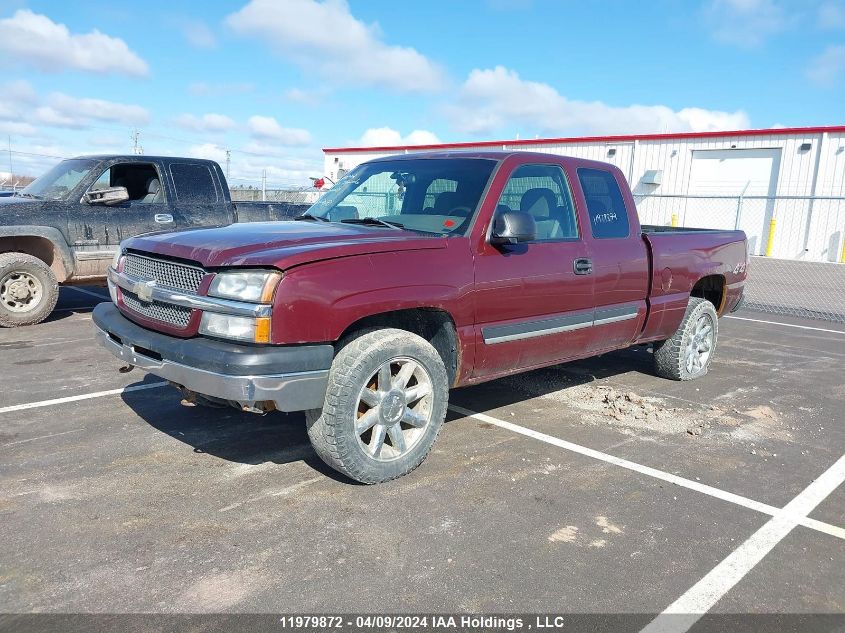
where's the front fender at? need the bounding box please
[0,225,75,281]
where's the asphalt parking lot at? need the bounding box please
[1,286,843,630]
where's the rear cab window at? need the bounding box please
[423,179,458,211]
[169,163,219,203]
[577,168,630,239]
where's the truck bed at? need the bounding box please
[641,224,734,234]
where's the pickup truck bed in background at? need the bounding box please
[0,155,308,326]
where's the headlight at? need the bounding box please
[199,313,272,343]
[108,248,123,304]
[208,270,281,303]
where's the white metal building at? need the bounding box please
[323,126,845,262]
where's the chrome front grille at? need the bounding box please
[123,253,205,293]
[122,290,192,328]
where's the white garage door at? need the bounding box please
[684,148,781,255]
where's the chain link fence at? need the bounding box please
[635,194,845,323]
[230,187,323,205]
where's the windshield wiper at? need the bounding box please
[294,212,331,222]
[14,192,42,199]
[340,217,404,230]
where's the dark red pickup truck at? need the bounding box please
[93,151,747,483]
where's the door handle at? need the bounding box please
[573,258,593,275]
[154,213,174,224]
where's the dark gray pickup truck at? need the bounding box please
[0,155,307,326]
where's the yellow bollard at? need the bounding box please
[841,237,845,263]
[671,213,678,228]
[765,218,777,257]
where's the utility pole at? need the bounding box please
[131,129,143,155]
[261,169,267,202]
[225,149,231,181]
[7,135,13,179]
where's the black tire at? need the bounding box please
[305,328,449,484]
[653,297,718,381]
[0,252,59,327]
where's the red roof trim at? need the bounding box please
[323,125,845,154]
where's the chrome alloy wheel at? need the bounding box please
[355,357,434,461]
[0,270,43,313]
[684,314,714,374]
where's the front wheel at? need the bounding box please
[305,328,449,484]
[0,252,59,327]
[653,297,718,381]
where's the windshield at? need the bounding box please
[306,157,497,235]
[20,158,99,201]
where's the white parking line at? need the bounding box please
[447,404,845,541]
[725,315,845,335]
[641,454,845,633]
[0,382,169,415]
[65,286,109,301]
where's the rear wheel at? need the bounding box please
[0,253,59,327]
[306,328,449,484]
[653,297,718,381]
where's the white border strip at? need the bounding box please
[641,455,845,633]
[448,404,845,541]
[0,382,168,415]
[725,315,845,335]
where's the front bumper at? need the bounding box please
[93,303,332,412]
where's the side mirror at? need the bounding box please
[490,210,536,245]
[83,186,129,206]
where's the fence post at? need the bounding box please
[765,217,777,257]
[734,193,745,230]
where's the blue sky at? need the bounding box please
[0,0,843,187]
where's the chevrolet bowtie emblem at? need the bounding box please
[135,279,156,302]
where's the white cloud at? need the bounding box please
[283,86,331,105]
[187,143,228,164]
[36,93,150,128]
[806,45,845,86]
[357,127,441,146]
[0,80,37,120]
[0,121,37,136]
[187,142,321,186]
[188,81,255,97]
[174,113,236,132]
[445,66,750,137]
[226,0,445,93]
[702,0,789,47]
[0,9,148,76]
[247,115,312,145]
[818,1,845,28]
[182,21,216,48]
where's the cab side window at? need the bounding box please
[496,164,578,241]
[578,168,630,239]
[90,163,163,203]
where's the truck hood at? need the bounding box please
[0,197,46,225]
[125,221,449,269]
[0,196,33,206]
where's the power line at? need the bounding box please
[9,149,68,160]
